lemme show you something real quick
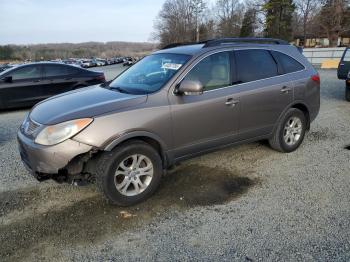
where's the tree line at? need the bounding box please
[0,42,157,62]
[153,0,350,47]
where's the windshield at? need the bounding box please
[0,66,15,76]
[109,53,191,94]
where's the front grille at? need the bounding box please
[21,117,41,138]
[26,119,40,134]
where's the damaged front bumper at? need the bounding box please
[17,130,93,182]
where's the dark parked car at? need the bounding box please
[18,38,320,206]
[337,47,350,101]
[0,62,105,109]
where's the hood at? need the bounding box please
[30,85,147,125]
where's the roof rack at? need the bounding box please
[203,38,290,48]
[161,41,206,50]
[161,38,290,50]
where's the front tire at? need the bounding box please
[269,108,307,153]
[96,140,163,206]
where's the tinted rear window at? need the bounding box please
[343,49,350,62]
[44,65,77,77]
[272,51,304,73]
[235,49,278,83]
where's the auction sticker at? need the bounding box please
[162,63,182,70]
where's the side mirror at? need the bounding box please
[2,76,12,83]
[176,80,203,95]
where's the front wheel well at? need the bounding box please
[291,103,310,130]
[108,136,167,168]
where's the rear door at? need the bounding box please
[338,48,350,80]
[42,64,79,97]
[234,49,294,140]
[0,64,44,108]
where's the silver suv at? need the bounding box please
[18,38,320,206]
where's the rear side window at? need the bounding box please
[44,65,77,77]
[343,48,350,62]
[11,65,41,80]
[235,50,278,83]
[272,51,304,73]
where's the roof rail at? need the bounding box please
[161,38,290,50]
[203,38,290,48]
[161,42,206,50]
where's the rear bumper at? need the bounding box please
[17,130,92,177]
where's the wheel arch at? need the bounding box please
[273,101,311,135]
[290,102,310,130]
[103,131,170,168]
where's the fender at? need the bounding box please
[102,131,172,167]
[103,130,169,151]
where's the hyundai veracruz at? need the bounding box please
[17,38,320,206]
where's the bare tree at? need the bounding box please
[319,0,350,46]
[154,0,210,47]
[294,0,321,45]
[215,0,245,37]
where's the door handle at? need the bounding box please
[280,86,292,94]
[225,98,239,106]
[33,79,41,83]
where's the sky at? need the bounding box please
[0,0,169,45]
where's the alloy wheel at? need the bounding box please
[283,116,303,146]
[114,154,154,196]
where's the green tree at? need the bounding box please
[263,0,296,41]
[0,45,15,60]
[240,8,256,37]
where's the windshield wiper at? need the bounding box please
[109,86,130,94]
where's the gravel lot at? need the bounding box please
[0,68,349,261]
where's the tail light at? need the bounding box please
[95,74,106,82]
[311,74,320,84]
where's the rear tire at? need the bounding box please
[346,84,350,102]
[96,140,163,206]
[269,108,307,153]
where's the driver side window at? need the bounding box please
[183,52,231,91]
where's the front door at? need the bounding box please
[338,48,350,80]
[169,51,240,158]
[0,64,44,108]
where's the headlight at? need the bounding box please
[35,118,93,146]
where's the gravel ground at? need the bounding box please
[0,69,349,261]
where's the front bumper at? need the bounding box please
[17,130,92,177]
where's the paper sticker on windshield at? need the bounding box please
[162,63,182,70]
